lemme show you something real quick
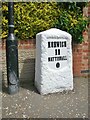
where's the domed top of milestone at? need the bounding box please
[36,28,72,40]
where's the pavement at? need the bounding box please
[2,77,88,118]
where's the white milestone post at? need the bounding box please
[35,28,73,95]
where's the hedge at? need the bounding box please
[2,2,61,40]
[2,2,88,43]
[55,2,88,43]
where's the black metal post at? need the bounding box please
[6,2,19,94]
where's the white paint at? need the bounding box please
[35,28,73,95]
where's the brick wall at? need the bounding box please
[73,31,90,77]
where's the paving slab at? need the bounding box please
[2,77,88,118]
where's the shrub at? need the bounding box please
[2,2,88,43]
[54,2,88,43]
[2,2,8,38]
[2,2,60,40]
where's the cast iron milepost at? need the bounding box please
[6,2,19,94]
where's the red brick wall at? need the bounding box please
[73,31,89,77]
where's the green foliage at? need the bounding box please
[57,2,87,12]
[2,2,60,40]
[2,2,8,38]
[55,2,88,43]
[2,2,88,43]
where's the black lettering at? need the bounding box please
[61,56,63,60]
[64,41,66,47]
[57,57,60,61]
[58,49,60,55]
[50,57,52,61]
[58,57,60,60]
[48,56,67,62]
[56,62,60,68]
[60,56,62,60]
[55,49,57,55]
[48,57,50,62]
[48,41,67,48]
[55,57,57,61]
[54,42,57,47]
[51,42,53,47]
[48,42,50,48]
[62,42,64,47]
[52,57,54,61]
[55,49,60,55]
[51,57,54,61]
[57,42,59,47]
